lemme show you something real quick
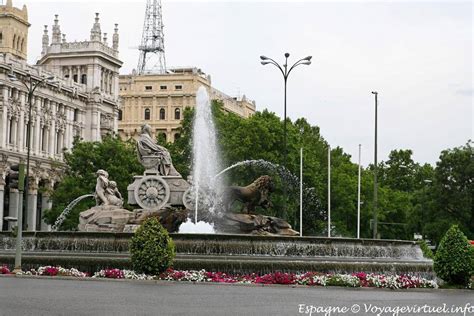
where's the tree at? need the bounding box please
[43,135,144,230]
[434,225,474,286]
[424,141,473,245]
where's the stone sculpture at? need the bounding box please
[127,124,190,212]
[94,169,123,207]
[137,124,180,176]
[78,169,131,232]
[221,175,274,213]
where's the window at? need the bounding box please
[175,85,182,90]
[174,133,181,141]
[118,109,123,121]
[41,127,48,151]
[0,32,2,45]
[73,74,78,83]
[160,85,167,90]
[12,34,16,49]
[174,108,181,120]
[145,86,152,91]
[144,108,151,120]
[159,108,165,120]
[56,132,61,154]
[8,119,14,144]
[81,74,87,84]
[73,109,79,122]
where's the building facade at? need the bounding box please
[0,0,121,231]
[118,67,256,141]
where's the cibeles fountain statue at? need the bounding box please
[78,124,191,232]
[129,124,189,207]
[77,88,298,235]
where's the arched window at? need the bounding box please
[12,34,16,49]
[174,133,180,141]
[20,38,24,52]
[159,108,165,120]
[144,108,151,120]
[0,32,3,45]
[118,109,123,121]
[81,74,87,84]
[174,108,181,120]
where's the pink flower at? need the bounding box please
[0,265,11,274]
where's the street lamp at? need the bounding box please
[371,91,378,239]
[8,71,55,272]
[260,53,312,219]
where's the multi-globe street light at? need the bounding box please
[260,53,312,219]
[8,71,55,272]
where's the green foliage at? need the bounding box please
[43,135,144,230]
[434,225,474,285]
[423,141,473,245]
[130,217,176,275]
[417,240,434,259]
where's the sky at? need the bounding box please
[13,0,473,166]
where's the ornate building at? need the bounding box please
[118,67,256,141]
[0,0,121,231]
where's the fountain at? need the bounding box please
[178,87,222,233]
[51,194,94,231]
[0,86,434,277]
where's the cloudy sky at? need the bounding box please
[17,0,473,166]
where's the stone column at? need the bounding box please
[26,181,38,231]
[34,97,42,155]
[0,178,5,231]
[8,189,20,230]
[0,86,8,147]
[18,92,25,151]
[40,183,53,231]
[64,108,72,149]
[49,102,56,156]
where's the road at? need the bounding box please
[0,276,472,316]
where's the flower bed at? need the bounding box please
[0,264,439,289]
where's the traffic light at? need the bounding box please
[9,164,25,191]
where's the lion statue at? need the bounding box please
[222,175,274,214]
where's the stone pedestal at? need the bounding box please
[77,205,133,232]
[215,213,299,236]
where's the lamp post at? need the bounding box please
[421,179,433,239]
[8,72,55,272]
[260,53,312,218]
[371,91,378,239]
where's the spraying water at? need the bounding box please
[178,86,222,233]
[215,159,326,224]
[52,194,94,231]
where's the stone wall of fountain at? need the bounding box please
[0,232,433,276]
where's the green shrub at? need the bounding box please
[130,217,175,275]
[417,240,434,259]
[434,225,473,286]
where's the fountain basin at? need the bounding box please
[0,232,433,276]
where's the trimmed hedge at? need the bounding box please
[130,217,175,275]
[434,225,474,286]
